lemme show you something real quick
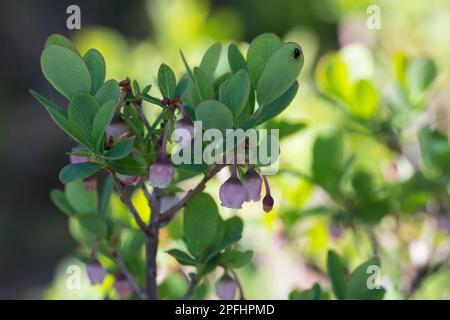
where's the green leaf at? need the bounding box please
[200,42,222,79]
[158,63,177,99]
[355,200,390,223]
[99,176,113,216]
[352,170,373,201]
[247,33,282,88]
[121,104,144,137]
[221,249,253,269]
[76,214,108,239]
[312,130,343,195]
[44,34,78,52]
[95,79,120,105]
[183,193,222,257]
[222,216,244,246]
[166,249,198,266]
[418,126,450,176]
[219,69,250,118]
[252,81,299,126]
[29,90,89,146]
[346,258,385,300]
[194,67,215,101]
[351,79,378,119]
[50,189,77,216]
[107,156,144,175]
[407,58,437,93]
[91,99,117,150]
[289,283,322,300]
[41,45,91,99]
[228,43,247,74]
[175,75,188,97]
[257,42,303,107]
[327,250,347,300]
[104,138,135,160]
[59,162,102,184]
[68,93,100,147]
[65,180,98,214]
[264,119,306,140]
[195,100,234,131]
[83,49,106,95]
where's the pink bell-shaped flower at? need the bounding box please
[106,117,129,142]
[215,273,238,300]
[219,165,247,209]
[149,122,173,188]
[150,158,173,188]
[86,259,106,285]
[243,168,262,202]
[116,173,140,186]
[114,273,133,298]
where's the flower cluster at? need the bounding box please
[219,164,273,212]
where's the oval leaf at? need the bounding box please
[41,45,91,99]
[228,43,247,74]
[158,63,177,99]
[84,49,106,95]
[247,33,282,88]
[195,100,234,131]
[107,157,144,175]
[68,93,100,147]
[257,42,304,107]
[104,138,135,160]
[44,34,78,52]
[95,79,120,105]
[184,192,222,257]
[59,162,102,184]
[219,69,250,118]
[200,42,222,79]
[194,67,215,101]
[92,99,117,150]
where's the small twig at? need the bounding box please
[132,101,152,132]
[109,171,149,235]
[229,268,245,300]
[159,164,226,227]
[145,187,161,300]
[178,276,198,300]
[405,257,449,298]
[114,252,148,300]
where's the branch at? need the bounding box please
[229,268,245,300]
[178,276,198,300]
[109,171,150,235]
[158,164,226,227]
[132,101,152,132]
[114,252,148,300]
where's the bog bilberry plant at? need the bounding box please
[31,33,304,299]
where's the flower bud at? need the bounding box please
[149,158,173,188]
[161,97,171,106]
[106,117,129,142]
[114,273,133,298]
[262,175,274,212]
[219,176,247,209]
[215,274,237,300]
[86,260,106,285]
[243,169,262,202]
[69,146,88,164]
[116,173,140,186]
[262,194,274,212]
[83,175,97,192]
[329,223,343,240]
[174,116,195,147]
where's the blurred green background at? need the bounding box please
[0,0,449,299]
